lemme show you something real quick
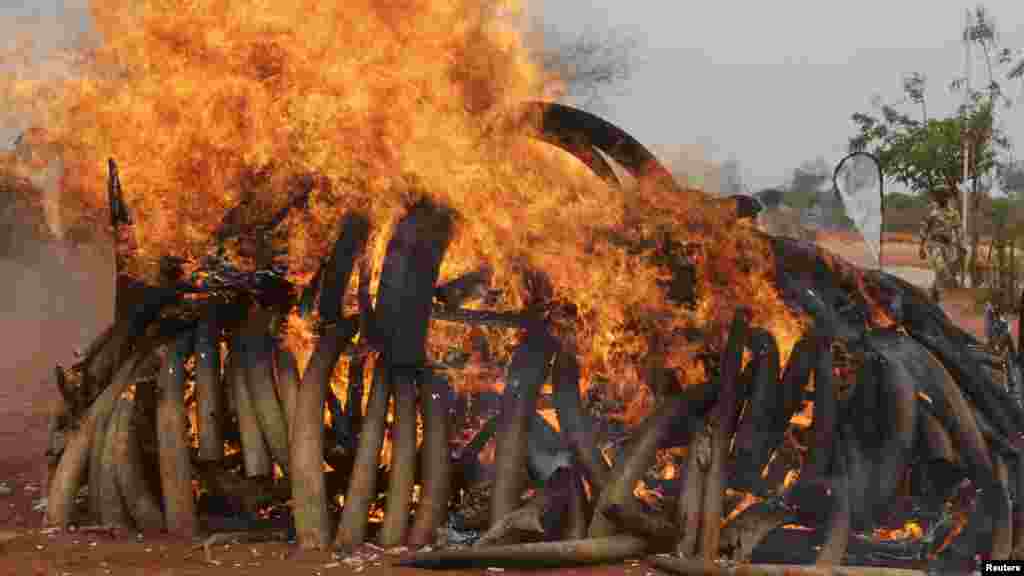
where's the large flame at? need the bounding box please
[3,0,806,422]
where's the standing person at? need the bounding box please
[919,190,963,302]
[986,300,1019,396]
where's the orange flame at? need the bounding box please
[782,469,801,490]
[537,408,560,433]
[931,509,969,557]
[478,438,497,467]
[790,401,815,429]
[723,491,762,527]
[633,481,663,508]
[874,521,923,542]
[662,463,678,480]
[3,0,807,418]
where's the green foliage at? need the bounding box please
[990,196,1013,225]
[849,99,1004,202]
[849,5,1019,206]
[883,191,927,211]
[987,195,1024,239]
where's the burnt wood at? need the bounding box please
[490,329,557,527]
[702,308,751,559]
[731,328,780,491]
[552,350,611,494]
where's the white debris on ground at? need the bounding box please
[439,517,479,547]
[334,544,386,573]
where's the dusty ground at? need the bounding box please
[0,532,663,576]
[0,233,1003,575]
[0,531,663,576]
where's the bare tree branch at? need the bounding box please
[532,25,638,109]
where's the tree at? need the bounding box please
[1011,54,1024,86]
[902,72,928,122]
[847,5,1024,287]
[849,104,1000,201]
[532,24,638,110]
[861,8,1021,206]
[949,5,1022,110]
[850,90,1006,285]
[948,5,1022,284]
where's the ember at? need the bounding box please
[5,0,1024,574]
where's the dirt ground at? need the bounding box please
[0,234,1004,575]
[0,533,665,576]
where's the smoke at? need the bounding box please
[0,1,92,140]
[0,230,113,410]
[0,0,109,428]
[27,158,66,240]
[0,220,111,489]
[0,0,806,423]
[646,143,726,194]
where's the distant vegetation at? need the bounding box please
[843,4,1024,303]
[844,190,1024,239]
[881,192,928,234]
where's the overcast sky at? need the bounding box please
[0,0,88,53]
[538,0,1024,192]
[3,0,1024,194]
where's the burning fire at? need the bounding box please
[723,491,762,527]
[782,469,801,490]
[3,0,807,421]
[538,408,560,432]
[931,508,969,557]
[633,481,663,508]
[789,401,815,429]
[478,437,497,467]
[874,521,923,542]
